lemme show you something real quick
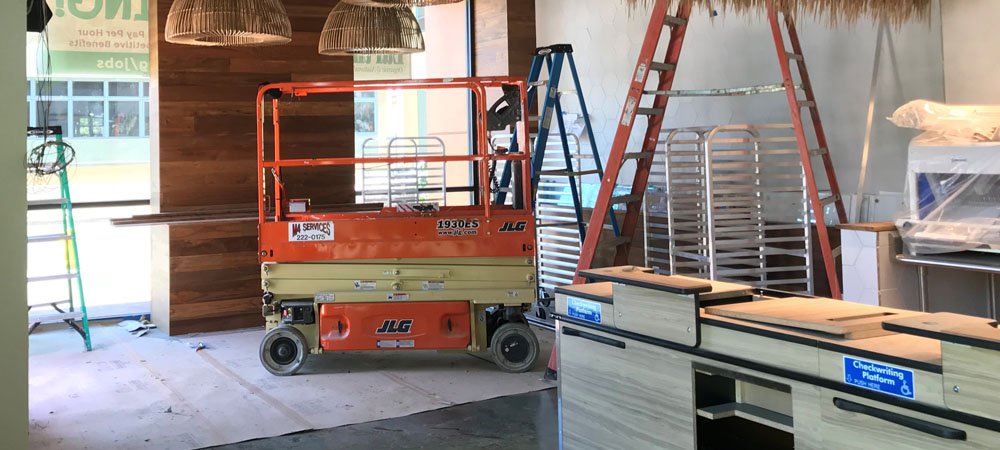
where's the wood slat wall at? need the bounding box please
[473,0,537,77]
[151,0,354,335]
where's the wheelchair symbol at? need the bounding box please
[901,382,912,397]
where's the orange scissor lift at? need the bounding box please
[256,77,541,376]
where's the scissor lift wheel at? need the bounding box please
[260,326,308,376]
[490,322,539,373]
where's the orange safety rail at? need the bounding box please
[256,77,535,263]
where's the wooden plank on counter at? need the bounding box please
[706,298,925,339]
[836,222,897,232]
[581,266,713,295]
[884,312,1000,351]
[554,282,614,304]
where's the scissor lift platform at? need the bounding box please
[256,78,541,376]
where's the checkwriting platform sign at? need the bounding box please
[43,0,150,77]
[843,356,916,400]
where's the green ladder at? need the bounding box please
[27,126,91,351]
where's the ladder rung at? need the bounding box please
[28,298,71,308]
[529,80,549,87]
[637,107,665,116]
[29,311,84,324]
[663,15,688,27]
[832,246,843,258]
[27,199,68,207]
[28,273,79,283]
[610,194,643,205]
[821,194,841,206]
[809,147,829,156]
[650,62,676,72]
[798,100,816,108]
[538,169,601,177]
[623,151,655,160]
[786,52,804,61]
[27,234,72,243]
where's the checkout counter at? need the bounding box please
[555,266,1000,449]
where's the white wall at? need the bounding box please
[942,0,1000,103]
[1,3,29,449]
[535,1,944,196]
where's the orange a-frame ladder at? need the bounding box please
[573,0,848,297]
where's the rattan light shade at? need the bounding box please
[319,3,425,55]
[165,0,292,47]
[345,0,463,6]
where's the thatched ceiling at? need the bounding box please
[623,0,932,26]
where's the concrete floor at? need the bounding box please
[30,321,554,449]
[207,389,559,450]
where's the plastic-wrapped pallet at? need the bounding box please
[891,101,1000,254]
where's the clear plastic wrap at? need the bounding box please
[895,139,1000,254]
[889,100,1000,145]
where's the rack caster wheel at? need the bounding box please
[491,322,539,373]
[260,326,308,376]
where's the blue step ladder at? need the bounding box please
[494,44,620,242]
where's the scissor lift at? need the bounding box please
[256,78,541,376]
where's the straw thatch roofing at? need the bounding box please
[623,0,932,26]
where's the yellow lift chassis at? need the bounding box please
[260,257,540,375]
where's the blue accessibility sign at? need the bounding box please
[566,297,602,325]
[843,356,915,400]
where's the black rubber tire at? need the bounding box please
[490,322,539,373]
[260,326,308,376]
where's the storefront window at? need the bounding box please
[73,100,105,137]
[73,81,104,96]
[27,79,152,308]
[110,101,141,136]
[27,79,151,139]
[109,81,140,96]
[26,2,153,312]
[33,100,69,133]
[354,3,472,206]
[38,80,68,96]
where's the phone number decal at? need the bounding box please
[436,219,480,237]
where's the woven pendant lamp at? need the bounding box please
[319,3,425,55]
[165,0,292,47]
[345,0,463,6]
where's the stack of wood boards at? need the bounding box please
[111,203,384,226]
[704,298,925,339]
